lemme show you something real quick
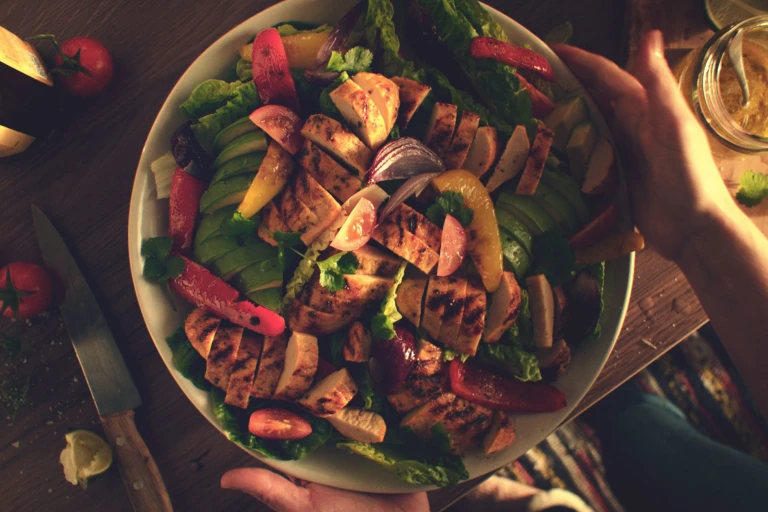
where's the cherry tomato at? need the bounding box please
[448,359,567,413]
[249,105,305,155]
[248,408,312,440]
[54,37,114,97]
[0,263,54,319]
[331,198,376,251]
[437,214,467,277]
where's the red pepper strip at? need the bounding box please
[470,36,555,81]
[169,254,286,336]
[569,204,619,251]
[169,167,207,254]
[252,28,301,114]
[517,74,557,119]
[448,359,567,413]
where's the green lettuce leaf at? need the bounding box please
[180,79,244,119]
[453,0,508,41]
[166,327,210,391]
[210,389,287,459]
[442,349,470,363]
[475,338,541,382]
[281,411,333,460]
[356,364,385,414]
[586,262,605,341]
[191,81,261,153]
[235,59,252,81]
[371,262,408,340]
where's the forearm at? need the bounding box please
[677,202,768,420]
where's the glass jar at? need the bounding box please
[676,16,768,156]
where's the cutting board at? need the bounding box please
[625,0,768,235]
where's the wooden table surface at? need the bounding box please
[0,1,711,511]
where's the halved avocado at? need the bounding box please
[214,131,268,169]
[236,258,283,294]
[540,170,589,224]
[534,182,580,235]
[213,116,258,154]
[495,207,534,257]
[200,174,254,214]
[211,243,278,281]
[211,153,265,186]
[497,193,558,236]
[500,227,532,279]
[193,234,242,266]
[194,206,237,247]
[247,287,283,313]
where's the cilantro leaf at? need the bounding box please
[326,47,374,74]
[165,256,186,281]
[273,231,303,272]
[736,170,768,207]
[317,252,360,292]
[371,262,408,340]
[220,211,258,238]
[426,191,474,227]
[141,237,172,260]
[142,237,186,284]
[532,230,575,287]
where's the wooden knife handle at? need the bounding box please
[100,410,174,512]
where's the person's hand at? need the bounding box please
[221,467,429,512]
[553,31,736,261]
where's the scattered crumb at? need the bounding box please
[11,441,19,448]
[46,420,53,425]
[641,338,656,349]
[48,488,52,494]
[73,377,78,383]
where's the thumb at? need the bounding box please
[221,468,312,512]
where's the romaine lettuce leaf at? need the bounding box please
[180,79,244,119]
[210,389,287,459]
[371,262,408,340]
[235,59,252,81]
[475,339,541,382]
[166,326,211,391]
[276,23,332,37]
[191,81,261,153]
[453,0,508,41]
[356,364,385,414]
[281,411,333,460]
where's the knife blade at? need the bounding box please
[32,205,173,512]
[32,205,142,416]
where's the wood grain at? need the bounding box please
[0,1,708,511]
[100,410,173,512]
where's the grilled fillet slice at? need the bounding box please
[287,300,355,335]
[483,271,523,343]
[437,276,469,346]
[302,273,392,315]
[440,397,493,455]
[351,245,401,277]
[293,168,342,228]
[257,201,290,246]
[422,276,466,341]
[424,102,458,159]
[330,79,389,150]
[413,338,444,378]
[328,407,387,443]
[395,203,442,249]
[395,277,427,328]
[185,307,220,359]
[463,126,499,178]
[251,333,287,398]
[444,111,481,169]
[516,122,555,196]
[343,321,372,363]
[274,332,319,400]
[400,392,456,438]
[205,326,245,390]
[486,125,531,194]
[387,372,445,414]
[372,222,439,274]
[301,114,373,176]
[299,140,362,202]
[483,411,517,455]
[224,334,264,408]
[275,184,318,234]
[390,76,431,129]
[352,72,400,134]
[297,368,358,416]
[447,280,487,356]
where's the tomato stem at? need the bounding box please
[27,34,93,77]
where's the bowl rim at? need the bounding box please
[128,0,634,493]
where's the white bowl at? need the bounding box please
[128,0,634,493]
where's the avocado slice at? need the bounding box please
[195,206,237,247]
[211,153,265,186]
[214,131,268,169]
[211,243,278,281]
[540,170,590,224]
[544,96,589,152]
[500,227,532,279]
[497,193,558,236]
[534,182,580,235]
[236,258,283,294]
[193,234,242,266]
[495,207,534,257]
[200,174,255,214]
[247,286,283,313]
[213,116,258,154]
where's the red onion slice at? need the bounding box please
[377,172,442,225]
[366,138,445,186]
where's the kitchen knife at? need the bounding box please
[32,205,173,512]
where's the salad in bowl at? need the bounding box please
[135,0,638,490]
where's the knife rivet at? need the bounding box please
[133,479,144,490]
[116,436,126,446]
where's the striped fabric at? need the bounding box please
[495,328,768,512]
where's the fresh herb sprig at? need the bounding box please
[426,191,474,227]
[142,237,186,309]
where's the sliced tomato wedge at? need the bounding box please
[437,214,467,277]
[248,408,312,440]
[448,359,567,413]
[517,74,557,119]
[251,28,301,113]
[569,204,619,250]
[249,105,305,155]
[331,198,377,251]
